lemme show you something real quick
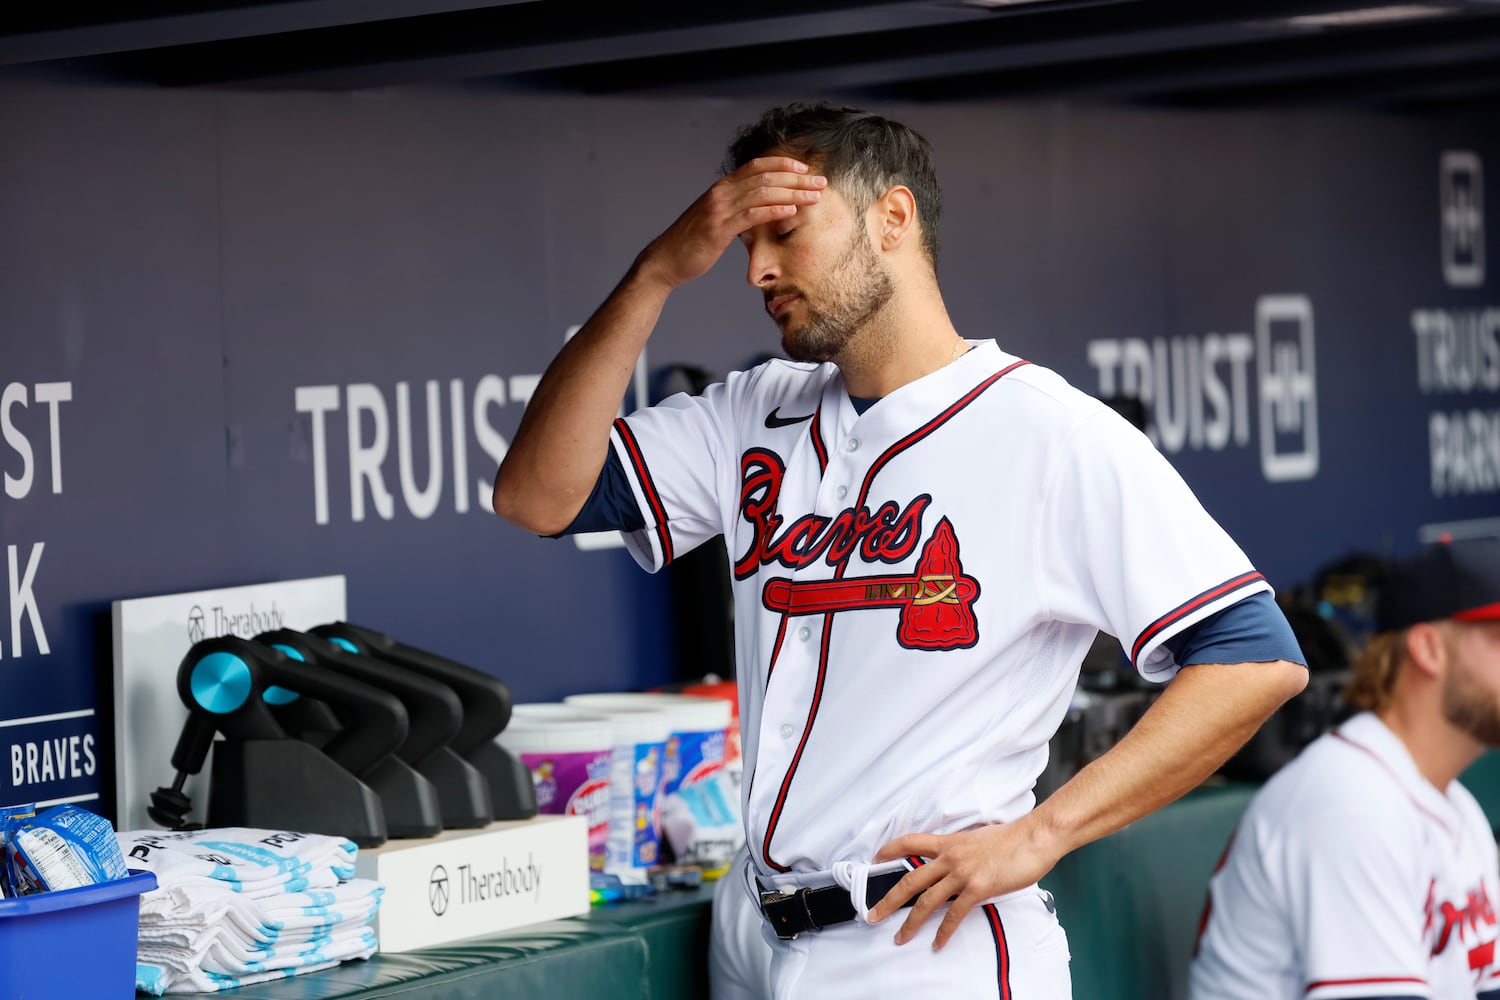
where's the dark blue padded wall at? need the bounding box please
[0,76,1496,812]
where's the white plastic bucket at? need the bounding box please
[556,701,671,885]
[500,705,614,872]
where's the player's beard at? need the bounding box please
[777,223,894,364]
[1441,651,1500,747]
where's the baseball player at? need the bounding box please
[1191,537,1500,1000]
[494,103,1307,997]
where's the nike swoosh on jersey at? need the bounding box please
[764,407,815,429]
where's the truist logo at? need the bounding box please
[1441,150,1484,288]
[733,449,929,579]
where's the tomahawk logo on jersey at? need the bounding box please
[1426,879,1498,981]
[608,340,1270,883]
[734,448,978,650]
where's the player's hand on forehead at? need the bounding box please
[636,155,826,290]
[727,155,828,226]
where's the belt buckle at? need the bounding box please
[759,887,812,941]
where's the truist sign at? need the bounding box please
[1084,295,1320,484]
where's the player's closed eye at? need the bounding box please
[776,228,796,241]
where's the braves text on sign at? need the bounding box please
[10,734,95,788]
[3,712,99,808]
[1084,295,1320,482]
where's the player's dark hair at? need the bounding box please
[724,103,943,268]
[1343,629,1406,712]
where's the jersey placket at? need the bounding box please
[750,387,865,873]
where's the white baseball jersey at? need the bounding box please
[1190,712,1500,1000]
[612,339,1268,884]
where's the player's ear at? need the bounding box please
[874,185,917,253]
[1403,622,1447,681]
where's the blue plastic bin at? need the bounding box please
[0,869,156,999]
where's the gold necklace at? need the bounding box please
[948,339,969,365]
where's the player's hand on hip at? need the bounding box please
[635,156,826,289]
[870,820,1060,951]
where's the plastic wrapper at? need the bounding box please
[5,804,128,895]
[0,802,37,898]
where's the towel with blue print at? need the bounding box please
[117,827,358,897]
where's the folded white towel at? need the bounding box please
[118,828,356,892]
[136,955,350,996]
[124,828,381,996]
[138,924,377,976]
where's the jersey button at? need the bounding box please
[846,438,860,452]
[798,626,811,641]
[835,485,848,500]
[779,724,795,740]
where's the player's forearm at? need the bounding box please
[492,261,673,535]
[1024,659,1308,863]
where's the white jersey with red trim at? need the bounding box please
[1190,712,1500,1000]
[612,339,1268,878]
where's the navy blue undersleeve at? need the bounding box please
[1163,591,1307,667]
[555,447,646,536]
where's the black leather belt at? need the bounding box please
[759,869,915,940]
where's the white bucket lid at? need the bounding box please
[557,699,672,745]
[499,704,615,754]
[565,692,731,732]
[512,703,611,723]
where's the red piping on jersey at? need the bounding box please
[985,903,1013,1000]
[810,404,828,474]
[1193,829,1238,957]
[1329,730,1454,838]
[761,613,834,872]
[1129,571,1265,666]
[743,614,791,813]
[1304,976,1426,992]
[758,360,1029,872]
[853,360,1031,508]
[764,615,789,687]
[613,418,674,566]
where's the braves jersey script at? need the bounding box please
[612,339,1270,878]
[1191,712,1500,1000]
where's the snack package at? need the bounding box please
[5,804,128,894]
[0,801,38,897]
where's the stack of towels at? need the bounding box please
[117,827,384,995]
